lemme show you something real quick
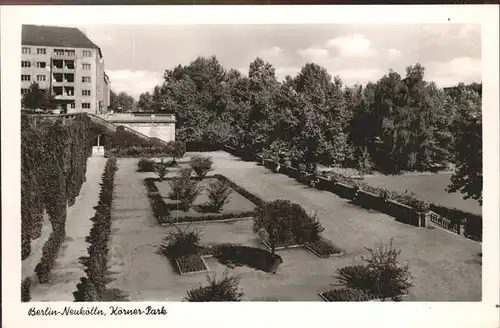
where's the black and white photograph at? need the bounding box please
[2,4,499,328]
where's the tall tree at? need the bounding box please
[22,82,56,111]
[138,91,154,112]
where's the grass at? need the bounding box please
[107,155,481,301]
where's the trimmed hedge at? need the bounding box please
[145,175,265,224]
[75,157,118,302]
[23,114,93,282]
[21,277,32,302]
[321,288,372,302]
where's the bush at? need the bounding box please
[137,158,156,172]
[21,277,31,302]
[323,288,371,302]
[336,239,412,300]
[167,140,186,163]
[76,157,118,301]
[180,180,203,211]
[190,155,213,179]
[253,200,324,254]
[185,272,244,302]
[155,159,170,181]
[158,226,201,259]
[206,179,232,212]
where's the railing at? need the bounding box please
[428,211,460,234]
[87,113,171,147]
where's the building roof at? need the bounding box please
[22,24,103,57]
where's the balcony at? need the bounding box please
[54,94,75,100]
[52,80,75,86]
[52,52,77,60]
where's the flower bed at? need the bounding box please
[305,239,344,258]
[145,175,265,224]
[319,289,406,302]
[208,244,283,273]
[175,255,210,275]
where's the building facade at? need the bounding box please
[21,25,110,114]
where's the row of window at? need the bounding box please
[22,47,92,57]
[21,74,92,83]
[20,84,92,97]
[21,61,91,70]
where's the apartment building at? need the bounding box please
[21,24,111,114]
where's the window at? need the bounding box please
[37,62,46,68]
[37,75,46,82]
[54,49,65,55]
[21,61,31,67]
[82,103,91,109]
[21,75,31,81]
[37,48,46,55]
[22,47,30,54]
[21,88,30,95]
[70,103,76,109]
[82,90,91,96]
[82,76,91,83]
[82,63,91,70]
[83,50,92,57]
[65,50,75,56]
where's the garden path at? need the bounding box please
[25,157,107,301]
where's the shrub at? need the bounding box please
[323,288,371,302]
[185,272,244,302]
[190,155,213,179]
[336,239,412,300]
[155,159,170,181]
[167,140,186,163]
[21,277,31,302]
[137,158,156,172]
[206,179,232,212]
[253,200,324,254]
[158,225,201,259]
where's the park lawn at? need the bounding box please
[107,154,481,302]
[363,173,482,216]
[154,177,257,219]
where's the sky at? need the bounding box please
[76,24,481,99]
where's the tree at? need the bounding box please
[22,82,56,111]
[447,108,482,204]
[138,91,154,112]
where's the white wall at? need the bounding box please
[121,122,176,143]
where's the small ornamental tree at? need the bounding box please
[206,179,232,212]
[138,158,156,172]
[190,155,213,180]
[179,179,203,211]
[159,225,201,259]
[253,199,324,254]
[155,159,169,181]
[185,272,244,302]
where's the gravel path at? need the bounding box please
[23,157,106,301]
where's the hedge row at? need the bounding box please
[23,114,93,284]
[225,144,482,240]
[74,157,118,302]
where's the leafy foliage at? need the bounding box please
[168,168,203,211]
[189,155,213,179]
[206,179,232,212]
[155,159,170,181]
[322,288,371,302]
[21,277,32,302]
[253,199,324,254]
[336,238,413,300]
[137,158,156,172]
[22,82,56,111]
[158,225,201,259]
[185,272,244,302]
